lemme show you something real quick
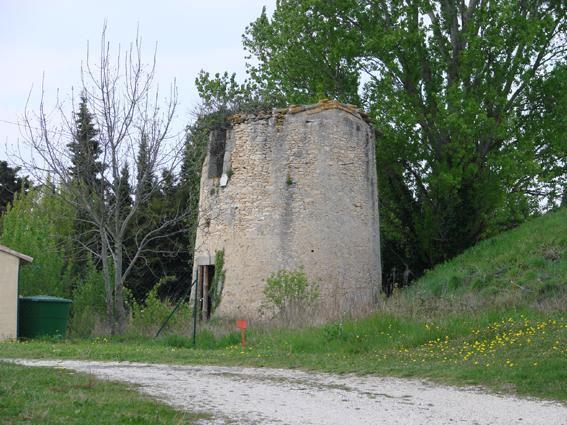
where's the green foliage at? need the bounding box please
[113,163,132,223]
[0,187,74,297]
[0,160,30,215]
[243,4,361,105]
[127,135,191,302]
[128,279,192,336]
[209,249,225,314]
[195,71,267,113]
[68,95,102,187]
[130,284,171,335]
[521,64,567,207]
[66,96,103,280]
[69,258,107,337]
[263,269,319,323]
[136,134,155,202]
[234,0,567,284]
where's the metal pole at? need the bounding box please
[192,267,199,346]
[155,275,197,338]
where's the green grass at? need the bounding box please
[0,361,209,424]
[1,309,565,401]
[408,207,567,307]
[1,209,566,403]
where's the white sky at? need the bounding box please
[0,0,275,167]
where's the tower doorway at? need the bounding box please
[197,264,215,320]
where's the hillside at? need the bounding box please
[399,207,567,313]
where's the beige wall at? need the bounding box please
[194,101,381,321]
[0,252,20,340]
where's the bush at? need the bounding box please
[262,268,319,325]
[128,279,193,337]
[69,260,106,337]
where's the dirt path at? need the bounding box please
[11,359,567,425]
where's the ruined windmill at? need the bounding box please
[193,100,381,321]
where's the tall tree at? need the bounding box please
[229,0,567,283]
[68,95,102,188]
[23,25,187,333]
[67,95,103,276]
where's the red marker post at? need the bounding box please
[236,319,247,349]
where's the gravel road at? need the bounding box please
[11,359,567,425]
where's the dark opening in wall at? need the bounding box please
[208,129,226,178]
[198,264,215,320]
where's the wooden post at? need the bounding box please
[197,266,203,320]
[203,266,209,320]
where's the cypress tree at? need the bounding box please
[69,95,102,189]
[67,95,103,278]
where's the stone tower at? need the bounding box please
[193,100,381,321]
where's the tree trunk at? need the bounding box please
[100,228,114,334]
[114,237,127,333]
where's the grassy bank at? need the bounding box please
[0,361,208,424]
[1,209,565,402]
[402,207,567,312]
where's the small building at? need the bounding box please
[193,101,381,321]
[0,245,33,340]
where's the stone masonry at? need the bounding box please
[193,100,381,321]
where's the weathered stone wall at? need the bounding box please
[193,101,381,321]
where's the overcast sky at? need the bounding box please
[0,0,275,166]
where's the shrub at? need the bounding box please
[130,284,172,336]
[262,268,319,325]
[128,278,193,337]
[69,259,106,337]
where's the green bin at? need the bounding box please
[18,296,72,338]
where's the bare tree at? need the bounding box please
[21,25,186,334]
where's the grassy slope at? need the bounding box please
[411,207,567,306]
[1,209,566,401]
[0,362,209,424]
